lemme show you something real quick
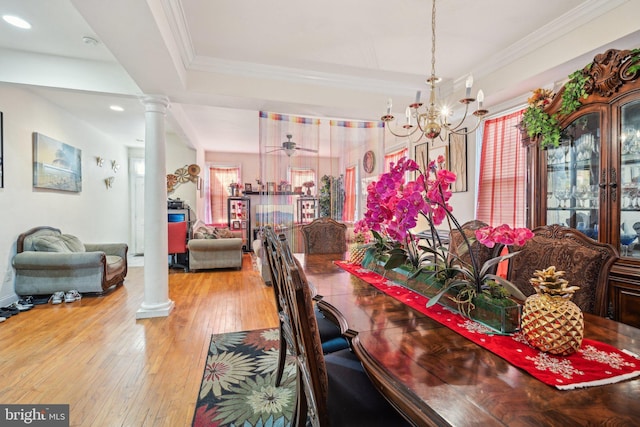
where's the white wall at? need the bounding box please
[0,84,131,305]
[166,133,197,211]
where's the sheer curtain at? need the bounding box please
[477,109,527,227]
[259,112,320,248]
[330,120,385,222]
[207,166,240,225]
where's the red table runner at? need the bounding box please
[335,261,640,390]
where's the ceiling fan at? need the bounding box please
[266,134,318,157]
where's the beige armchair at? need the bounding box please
[13,226,128,296]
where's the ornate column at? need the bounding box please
[136,95,175,319]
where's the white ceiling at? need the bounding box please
[1,0,640,155]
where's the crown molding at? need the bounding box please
[164,0,626,98]
[467,0,627,85]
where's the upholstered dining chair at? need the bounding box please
[447,220,498,269]
[300,217,347,254]
[505,224,617,316]
[262,227,348,387]
[277,234,411,427]
[168,221,189,271]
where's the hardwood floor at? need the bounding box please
[0,255,278,426]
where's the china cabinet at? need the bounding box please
[529,48,640,327]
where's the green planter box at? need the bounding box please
[363,255,522,334]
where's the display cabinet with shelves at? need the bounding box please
[227,196,251,251]
[297,197,318,223]
[529,48,640,327]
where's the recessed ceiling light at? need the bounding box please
[2,15,31,29]
[110,105,124,112]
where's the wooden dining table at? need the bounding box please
[297,253,640,427]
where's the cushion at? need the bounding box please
[193,225,239,240]
[61,234,85,252]
[194,226,218,239]
[32,234,85,253]
[216,227,236,238]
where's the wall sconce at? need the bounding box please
[105,176,114,189]
[96,157,104,167]
[111,161,120,173]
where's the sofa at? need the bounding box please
[13,226,128,296]
[187,225,243,271]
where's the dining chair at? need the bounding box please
[447,220,498,270]
[262,227,348,387]
[168,221,189,271]
[300,217,347,254]
[505,224,617,316]
[277,234,411,427]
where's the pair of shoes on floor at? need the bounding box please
[50,290,82,304]
[0,305,19,319]
[8,300,34,312]
[64,290,82,303]
[50,291,64,304]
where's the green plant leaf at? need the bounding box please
[483,274,527,301]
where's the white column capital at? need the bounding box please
[140,95,170,114]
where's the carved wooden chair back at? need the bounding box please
[447,220,497,271]
[300,217,347,254]
[279,243,329,426]
[277,232,410,427]
[262,226,296,387]
[505,224,618,316]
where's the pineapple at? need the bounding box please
[521,266,584,356]
[349,244,369,265]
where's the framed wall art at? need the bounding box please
[414,142,428,171]
[448,131,468,192]
[428,143,448,169]
[33,132,82,192]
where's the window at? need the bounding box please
[208,166,240,225]
[477,109,527,227]
[384,148,408,172]
[289,167,316,191]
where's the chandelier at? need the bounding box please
[381,0,488,142]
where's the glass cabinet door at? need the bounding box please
[620,100,640,258]
[546,112,600,240]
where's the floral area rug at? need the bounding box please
[192,328,296,427]
[336,261,640,390]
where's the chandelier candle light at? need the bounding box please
[382,0,488,142]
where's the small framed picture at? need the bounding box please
[294,186,302,194]
[232,220,241,230]
[267,182,276,192]
[284,184,292,192]
[244,183,252,192]
[241,221,247,229]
